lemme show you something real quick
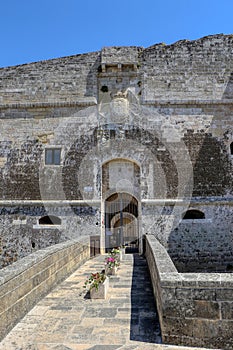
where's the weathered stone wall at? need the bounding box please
[0,236,90,341]
[144,234,233,349]
[0,105,232,200]
[168,202,233,272]
[1,34,232,104]
[0,104,98,200]
[142,34,233,101]
[0,34,232,272]
[0,202,100,268]
[0,52,100,104]
[142,200,233,272]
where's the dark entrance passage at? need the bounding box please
[105,192,138,252]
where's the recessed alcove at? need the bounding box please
[39,215,61,225]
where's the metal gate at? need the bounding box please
[105,193,138,251]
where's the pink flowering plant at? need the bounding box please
[105,256,120,270]
[109,247,122,261]
[84,272,106,291]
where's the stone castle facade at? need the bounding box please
[0,34,232,272]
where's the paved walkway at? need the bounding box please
[0,253,211,350]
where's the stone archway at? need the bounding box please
[105,192,138,250]
[111,212,138,246]
[102,159,141,252]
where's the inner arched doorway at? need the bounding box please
[105,192,138,251]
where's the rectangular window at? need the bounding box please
[45,148,61,165]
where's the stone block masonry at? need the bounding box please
[0,201,100,268]
[142,35,233,101]
[0,253,214,350]
[0,34,232,272]
[0,33,233,349]
[144,234,233,349]
[0,236,90,341]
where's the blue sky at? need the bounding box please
[1,0,233,68]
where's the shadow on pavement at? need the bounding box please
[130,253,162,343]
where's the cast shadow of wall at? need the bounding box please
[167,71,233,272]
[130,254,161,343]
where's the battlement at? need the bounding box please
[0,34,233,105]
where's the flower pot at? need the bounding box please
[115,248,125,261]
[119,248,125,261]
[105,265,118,276]
[114,251,122,262]
[110,249,122,262]
[90,276,109,299]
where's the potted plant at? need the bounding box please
[119,245,126,260]
[84,271,109,299]
[105,256,120,275]
[110,247,123,261]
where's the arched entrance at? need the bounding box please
[105,192,138,251]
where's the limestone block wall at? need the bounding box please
[0,34,232,270]
[142,201,233,272]
[168,202,233,272]
[0,236,90,341]
[0,202,100,268]
[1,34,232,106]
[142,34,233,101]
[144,234,233,349]
[0,103,98,200]
[0,52,100,104]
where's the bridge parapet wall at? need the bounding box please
[144,234,233,349]
[0,237,90,341]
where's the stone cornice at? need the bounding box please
[0,98,232,111]
[143,99,233,106]
[142,198,233,205]
[0,200,101,206]
[0,198,232,206]
[0,97,97,110]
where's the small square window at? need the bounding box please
[45,148,61,165]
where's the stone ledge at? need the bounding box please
[0,236,90,341]
[0,97,97,110]
[0,237,89,285]
[142,197,233,205]
[121,342,217,349]
[144,234,233,349]
[0,199,101,206]
[143,99,233,106]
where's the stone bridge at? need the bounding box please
[0,235,232,349]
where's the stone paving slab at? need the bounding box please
[0,254,214,350]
